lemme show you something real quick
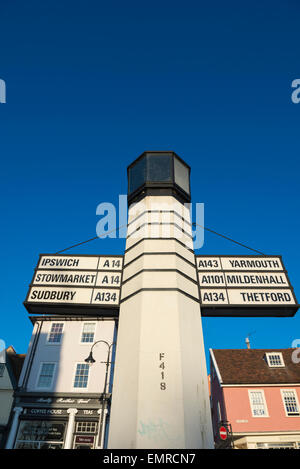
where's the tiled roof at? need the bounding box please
[212,348,300,385]
[6,347,26,381]
[9,354,26,380]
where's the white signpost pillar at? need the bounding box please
[108,152,214,449]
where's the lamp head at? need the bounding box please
[85,351,96,365]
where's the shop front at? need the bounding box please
[8,394,109,449]
[15,419,66,449]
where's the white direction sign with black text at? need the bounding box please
[196,255,298,317]
[24,254,123,315]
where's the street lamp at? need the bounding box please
[85,340,115,448]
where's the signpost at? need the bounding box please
[24,254,123,315]
[24,253,298,318]
[22,152,299,450]
[217,421,234,449]
[219,425,228,441]
[196,255,298,317]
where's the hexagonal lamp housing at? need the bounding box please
[127,151,191,205]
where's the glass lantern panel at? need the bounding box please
[174,157,190,194]
[128,156,147,194]
[146,153,172,182]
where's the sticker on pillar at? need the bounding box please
[91,289,120,305]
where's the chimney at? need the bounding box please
[245,337,250,349]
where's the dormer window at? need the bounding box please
[265,352,285,368]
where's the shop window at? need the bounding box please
[15,420,65,449]
[74,421,97,449]
[76,421,97,433]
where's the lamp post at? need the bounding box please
[85,340,115,449]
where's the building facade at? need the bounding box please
[6,316,116,449]
[0,346,25,448]
[210,348,300,449]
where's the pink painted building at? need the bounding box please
[210,348,300,449]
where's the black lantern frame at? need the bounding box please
[127,151,191,205]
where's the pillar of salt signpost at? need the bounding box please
[22,151,299,449]
[108,152,214,449]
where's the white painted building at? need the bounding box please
[0,347,25,448]
[6,317,116,449]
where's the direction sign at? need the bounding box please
[196,255,298,317]
[24,253,298,318]
[24,254,123,315]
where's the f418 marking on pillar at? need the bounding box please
[159,353,166,391]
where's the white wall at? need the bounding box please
[0,365,14,426]
[22,318,116,394]
[108,195,214,449]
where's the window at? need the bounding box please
[256,442,296,449]
[73,364,89,388]
[37,363,56,389]
[81,323,96,343]
[76,421,97,433]
[0,363,5,377]
[15,420,65,449]
[249,390,268,417]
[281,390,300,416]
[47,323,64,344]
[217,402,222,422]
[265,352,285,367]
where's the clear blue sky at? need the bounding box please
[1,1,300,367]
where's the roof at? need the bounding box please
[211,348,300,385]
[8,354,26,381]
[6,346,26,383]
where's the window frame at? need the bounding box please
[36,362,57,390]
[73,363,90,390]
[75,421,98,434]
[80,322,97,345]
[47,322,64,345]
[265,352,285,368]
[280,389,300,417]
[248,389,269,418]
